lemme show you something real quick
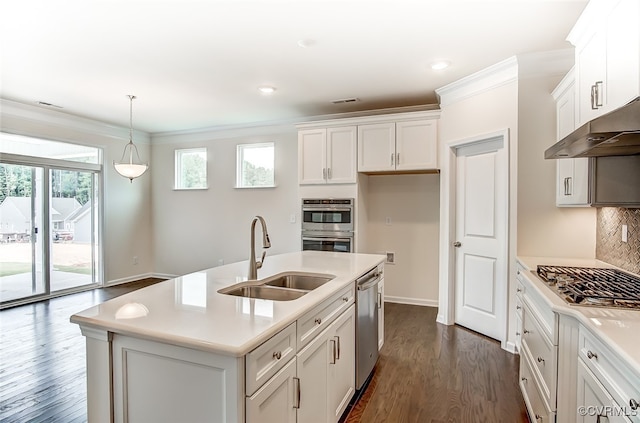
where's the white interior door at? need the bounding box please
[454,136,507,341]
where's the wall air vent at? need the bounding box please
[331,98,360,104]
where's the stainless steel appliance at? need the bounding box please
[301,198,354,253]
[355,265,381,390]
[536,265,640,309]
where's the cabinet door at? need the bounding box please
[358,123,396,172]
[576,29,607,125]
[556,158,590,206]
[297,325,330,423]
[576,359,631,423]
[606,0,640,111]
[299,129,328,184]
[378,279,384,351]
[395,120,438,170]
[246,358,297,423]
[328,305,355,423]
[327,126,357,184]
[556,80,576,140]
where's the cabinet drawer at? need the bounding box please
[579,326,640,422]
[246,323,297,396]
[298,284,354,350]
[518,268,557,344]
[577,359,633,423]
[522,303,558,409]
[515,295,524,320]
[520,349,555,423]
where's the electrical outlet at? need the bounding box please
[289,214,296,224]
[218,259,225,266]
[132,256,138,265]
[385,217,391,226]
[622,224,628,243]
[385,251,395,264]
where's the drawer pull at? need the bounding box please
[315,318,322,325]
[516,331,521,336]
[517,288,522,293]
[535,414,542,421]
[586,350,598,360]
[537,357,545,364]
[273,351,282,360]
[521,377,527,383]
[517,270,520,275]
[516,305,521,310]
[523,329,531,334]
[630,398,639,410]
[342,297,349,302]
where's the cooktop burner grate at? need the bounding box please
[536,265,640,309]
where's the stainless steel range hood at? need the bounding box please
[545,96,640,159]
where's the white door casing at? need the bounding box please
[453,135,508,342]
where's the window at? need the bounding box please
[236,142,275,188]
[175,148,207,190]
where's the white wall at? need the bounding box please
[362,174,440,306]
[150,127,301,277]
[517,76,596,258]
[1,99,154,284]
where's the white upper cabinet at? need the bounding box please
[569,0,640,126]
[298,126,357,185]
[358,119,438,172]
[552,70,590,207]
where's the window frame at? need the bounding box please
[235,142,275,189]
[174,147,208,190]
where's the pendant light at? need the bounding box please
[113,95,148,182]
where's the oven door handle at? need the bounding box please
[302,237,350,243]
[302,207,353,213]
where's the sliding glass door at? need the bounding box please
[0,133,102,306]
[0,163,45,301]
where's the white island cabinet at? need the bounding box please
[71,251,383,423]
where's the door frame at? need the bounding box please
[437,129,512,350]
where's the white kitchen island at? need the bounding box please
[71,251,384,423]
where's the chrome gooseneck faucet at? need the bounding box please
[248,216,271,280]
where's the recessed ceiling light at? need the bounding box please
[297,38,316,48]
[258,86,276,95]
[431,61,450,70]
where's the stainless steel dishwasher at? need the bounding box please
[355,264,382,390]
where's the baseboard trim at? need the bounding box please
[384,295,438,308]
[504,341,519,355]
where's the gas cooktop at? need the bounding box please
[536,265,640,309]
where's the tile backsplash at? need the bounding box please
[596,207,640,275]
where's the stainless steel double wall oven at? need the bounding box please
[301,198,354,253]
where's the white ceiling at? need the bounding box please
[1,0,588,134]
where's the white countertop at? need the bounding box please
[517,256,640,375]
[71,251,385,357]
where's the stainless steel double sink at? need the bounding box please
[218,272,335,301]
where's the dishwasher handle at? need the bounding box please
[357,269,380,291]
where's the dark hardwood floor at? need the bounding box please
[1,286,528,423]
[343,303,529,423]
[0,279,163,423]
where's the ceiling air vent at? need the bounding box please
[331,98,360,104]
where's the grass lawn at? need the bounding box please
[0,262,31,277]
[52,265,92,275]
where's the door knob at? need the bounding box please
[453,241,462,248]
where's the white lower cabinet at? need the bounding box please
[247,303,356,423]
[377,278,384,351]
[577,359,631,423]
[247,358,297,423]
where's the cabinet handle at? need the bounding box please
[396,152,400,165]
[591,84,597,110]
[564,177,572,196]
[523,329,531,334]
[595,81,603,107]
[378,292,382,309]
[517,288,522,293]
[516,331,521,336]
[342,296,349,302]
[586,350,598,360]
[315,318,322,325]
[516,305,521,310]
[273,351,282,360]
[327,167,332,179]
[630,398,639,410]
[335,336,341,360]
[329,339,337,364]
[535,414,542,421]
[537,357,545,364]
[293,377,301,409]
[391,153,394,166]
[521,377,527,383]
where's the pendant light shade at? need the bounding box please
[114,95,148,182]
